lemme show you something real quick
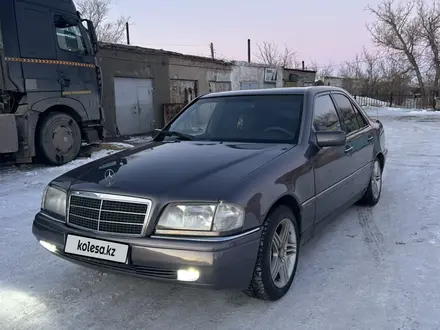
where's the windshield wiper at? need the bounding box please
[154,129,194,141]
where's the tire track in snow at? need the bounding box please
[357,207,388,263]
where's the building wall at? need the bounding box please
[230,62,283,90]
[282,69,316,87]
[97,44,169,136]
[169,56,232,95]
[322,76,344,87]
[97,44,232,136]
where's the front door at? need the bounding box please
[331,92,375,200]
[311,93,351,222]
[52,13,100,120]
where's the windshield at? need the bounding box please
[163,94,304,144]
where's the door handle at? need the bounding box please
[368,136,373,142]
[345,146,354,154]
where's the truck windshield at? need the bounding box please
[164,94,304,144]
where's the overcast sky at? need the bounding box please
[111,0,383,69]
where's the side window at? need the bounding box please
[313,95,342,131]
[54,15,87,55]
[332,94,361,134]
[351,102,369,128]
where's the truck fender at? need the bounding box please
[30,97,89,122]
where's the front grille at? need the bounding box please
[67,192,152,236]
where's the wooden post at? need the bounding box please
[126,22,130,45]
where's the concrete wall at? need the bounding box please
[169,56,232,95]
[97,43,232,136]
[282,69,316,87]
[323,76,344,87]
[97,42,318,137]
[97,44,170,136]
[230,61,283,90]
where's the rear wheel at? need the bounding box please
[38,112,81,165]
[244,205,299,301]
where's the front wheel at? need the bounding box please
[38,112,82,165]
[244,205,299,301]
[359,158,383,206]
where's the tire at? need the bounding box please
[358,158,383,206]
[37,112,82,165]
[244,205,300,301]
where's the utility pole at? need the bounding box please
[247,39,251,63]
[210,42,214,59]
[126,22,130,45]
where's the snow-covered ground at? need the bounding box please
[1,109,440,330]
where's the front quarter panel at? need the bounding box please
[232,145,315,234]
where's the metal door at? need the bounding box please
[114,77,154,136]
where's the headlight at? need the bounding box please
[41,186,67,217]
[156,202,244,233]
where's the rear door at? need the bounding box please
[311,93,350,222]
[331,92,374,199]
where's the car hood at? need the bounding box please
[58,141,292,201]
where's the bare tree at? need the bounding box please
[366,0,425,92]
[416,0,440,93]
[310,60,335,79]
[338,54,363,79]
[75,0,130,43]
[255,41,298,68]
[361,48,382,92]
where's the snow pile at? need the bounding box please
[125,135,153,144]
[100,142,134,149]
[0,147,130,204]
[364,107,440,118]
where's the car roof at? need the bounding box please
[200,86,348,99]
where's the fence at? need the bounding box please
[351,92,439,110]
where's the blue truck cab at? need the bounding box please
[0,0,104,165]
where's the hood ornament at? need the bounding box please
[104,169,115,187]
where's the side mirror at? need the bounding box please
[316,130,346,147]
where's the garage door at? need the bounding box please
[114,77,154,136]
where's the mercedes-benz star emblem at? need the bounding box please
[104,169,115,186]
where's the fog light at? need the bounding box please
[177,268,200,282]
[39,240,57,253]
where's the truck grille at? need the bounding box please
[67,192,152,236]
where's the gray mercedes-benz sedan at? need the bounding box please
[33,86,388,301]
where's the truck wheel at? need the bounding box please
[244,205,299,301]
[38,112,81,165]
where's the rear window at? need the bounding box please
[167,94,304,144]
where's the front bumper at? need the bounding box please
[32,212,261,290]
